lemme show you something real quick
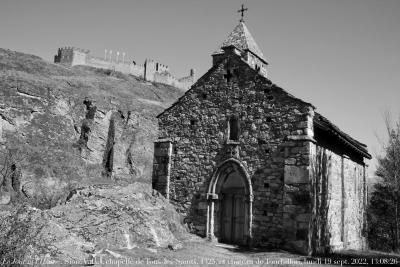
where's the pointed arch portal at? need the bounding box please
[206,158,253,245]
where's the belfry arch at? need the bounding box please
[206,158,253,245]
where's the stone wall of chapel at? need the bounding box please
[155,55,314,250]
[309,144,367,253]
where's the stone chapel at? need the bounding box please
[152,17,371,255]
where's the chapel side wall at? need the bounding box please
[343,157,366,250]
[156,55,313,250]
[310,143,367,253]
[326,151,343,250]
[310,145,344,253]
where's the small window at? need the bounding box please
[229,116,240,141]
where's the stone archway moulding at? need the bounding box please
[205,158,253,244]
[207,158,253,197]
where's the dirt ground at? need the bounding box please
[84,237,400,267]
[89,238,343,267]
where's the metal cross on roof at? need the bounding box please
[238,4,248,22]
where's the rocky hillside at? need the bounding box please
[0,182,191,265]
[0,48,184,208]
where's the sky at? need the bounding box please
[1,0,400,178]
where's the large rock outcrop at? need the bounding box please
[0,182,189,266]
[0,48,184,208]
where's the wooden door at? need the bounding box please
[220,193,246,244]
[233,194,245,244]
[221,194,233,243]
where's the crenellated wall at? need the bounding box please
[178,69,196,91]
[54,47,195,90]
[54,47,89,66]
[86,56,113,69]
[130,63,145,79]
[154,72,179,88]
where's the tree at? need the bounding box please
[368,113,400,252]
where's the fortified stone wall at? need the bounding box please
[154,72,179,88]
[86,56,114,69]
[178,69,196,91]
[54,47,195,90]
[154,53,314,252]
[54,47,89,66]
[113,62,131,74]
[129,64,145,79]
[72,50,87,66]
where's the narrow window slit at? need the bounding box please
[229,116,240,141]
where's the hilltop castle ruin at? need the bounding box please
[54,47,196,90]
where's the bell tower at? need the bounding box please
[212,5,268,78]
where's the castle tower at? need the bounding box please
[54,47,89,66]
[212,21,268,78]
[190,68,196,80]
[144,59,156,82]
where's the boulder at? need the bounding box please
[0,182,188,266]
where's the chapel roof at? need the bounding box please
[313,112,372,159]
[213,21,267,63]
[158,21,370,161]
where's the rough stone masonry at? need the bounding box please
[152,20,371,255]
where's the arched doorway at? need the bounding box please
[206,159,253,245]
[219,171,246,244]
